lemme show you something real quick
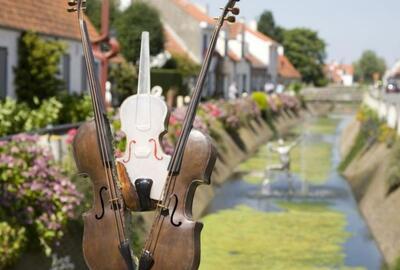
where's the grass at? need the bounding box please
[201,203,364,270]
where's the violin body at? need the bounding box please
[72,121,132,270]
[146,130,216,270]
[117,94,171,204]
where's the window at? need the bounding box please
[202,33,208,59]
[0,47,7,99]
[81,56,87,91]
[242,74,247,93]
[61,54,71,91]
[81,56,101,92]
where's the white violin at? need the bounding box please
[116,32,170,211]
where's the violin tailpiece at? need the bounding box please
[119,240,136,270]
[139,250,154,270]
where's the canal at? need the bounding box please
[200,114,383,270]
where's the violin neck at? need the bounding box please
[137,32,151,96]
[80,17,114,165]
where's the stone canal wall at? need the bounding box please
[341,117,400,265]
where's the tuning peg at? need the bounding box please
[229,7,240,15]
[68,0,77,6]
[225,16,236,23]
[67,6,77,12]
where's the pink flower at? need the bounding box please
[66,129,78,145]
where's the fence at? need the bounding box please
[363,91,400,134]
[0,123,82,163]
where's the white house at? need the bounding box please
[325,61,354,86]
[0,0,100,99]
[149,0,300,98]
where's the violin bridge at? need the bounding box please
[110,198,122,211]
[157,203,169,216]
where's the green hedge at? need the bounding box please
[151,69,184,95]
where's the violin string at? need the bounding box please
[80,22,125,243]
[147,174,178,253]
[78,4,126,245]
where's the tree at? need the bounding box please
[257,10,284,43]
[114,2,164,63]
[14,32,66,107]
[281,28,327,86]
[354,50,386,83]
[85,0,121,30]
[109,61,137,105]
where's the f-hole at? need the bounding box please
[95,186,108,220]
[170,194,182,227]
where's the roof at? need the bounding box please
[324,62,354,83]
[341,64,354,75]
[228,50,241,62]
[164,24,199,63]
[229,22,277,44]
[0,0,99,41]
[164,27,186,55]
[245,54,266,68]
[171,0,214,24]
[278,55,301,79]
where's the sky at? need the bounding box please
[123,0,400,66]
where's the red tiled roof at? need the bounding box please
[0,0,99,40]
[324,63,354,83]
[341,64,354,75]
[171,0,214,24]
[279,55,301,79]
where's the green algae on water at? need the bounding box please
[293,117,339,135]
[239,142,332,185]
[200,203,363,270]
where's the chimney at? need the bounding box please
[249,20,257,31]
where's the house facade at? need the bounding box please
[325,62,354,86]
[0,0,99,99]
[149,0,300,98]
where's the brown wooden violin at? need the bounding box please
[68,1,136,269]
[138,1,240,269]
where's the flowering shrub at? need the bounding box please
[278,93,300,110]
[164,107,209,152]
[113,95,298,154]
[251,92,269,111]
[251,92,300,114]
[0,222,26,269]
[210,98,260,131]
[0,134,82,259]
